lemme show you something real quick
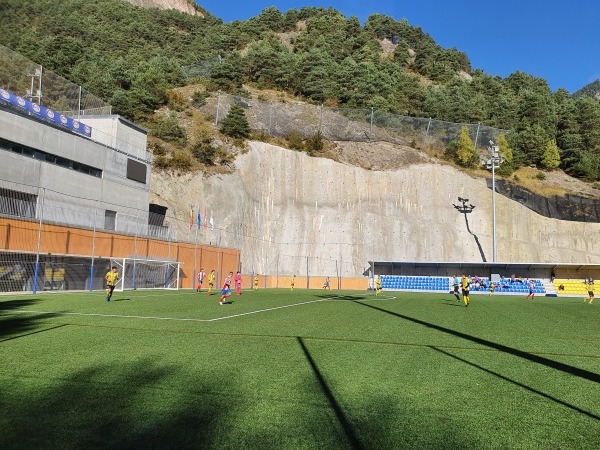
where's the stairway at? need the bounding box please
[543,279,558,297]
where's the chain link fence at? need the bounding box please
[206,92,505,151]
[0,45,151,163]
[0,44,111,116]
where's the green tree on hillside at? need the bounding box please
[541,139,561,169]
[292,48,337,102]
[219,103,251,138]
[576,96,600,152]
[209,53,244,91]
[254,6,284,31]
[573,151,600,181]
[455,126,476,167]
[496,133,513,163]
[243,37,294,89]
[554,89,582,173]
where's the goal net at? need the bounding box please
[111,258,180,291]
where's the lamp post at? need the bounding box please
[487,141,503,262]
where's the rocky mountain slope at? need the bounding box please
[124,0,203,16]
[150,141,600,277]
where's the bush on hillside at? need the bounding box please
[191,142,219,166]
[305,132,324,155]
[151,114,187,145]
[286,131,305,150]
[191,90,209,107]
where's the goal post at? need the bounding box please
[110,258,180,291]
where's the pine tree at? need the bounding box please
[456,126,476,167]
[496,133,513,163]
[541,139,561,169]
[219,103,251,138]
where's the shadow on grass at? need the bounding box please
[296,337,478,449]
[0,358,227,449]
[316,294,367,301]
[430,346,600,421]
[0,298,57,341]
[351,300,600,384]
[442,301,464,307]
[0,352,477,450]
[297,336,363,449]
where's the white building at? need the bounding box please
[0,104,161,236]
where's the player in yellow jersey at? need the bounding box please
[207,269,216,295]
[105,266,119,302]
[584,280,594,304]
[461,273,471,307]
[375,275,382,295]
[489,281,495,296]
[253,275,259,290]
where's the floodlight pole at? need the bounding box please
[491,149,497,262]
[488,142,502,263]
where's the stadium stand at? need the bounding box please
[380,275,450,292]
[553,279,590,296]
[379,275,545,294]
[492,279,544,294]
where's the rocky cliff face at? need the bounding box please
[124,0,203,16]
[150,142,600,277]
[493,179,600,222]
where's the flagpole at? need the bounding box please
[193,225,198,290]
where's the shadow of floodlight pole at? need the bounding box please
[453,197,487,262]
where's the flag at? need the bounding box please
[210,209,214,231]
[203,206,208,231]
[196,207,201,230]
[189,205,193,229]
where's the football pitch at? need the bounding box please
[1,289,599,449]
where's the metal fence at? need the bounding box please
[182,55,506,149]
[206,92,505,152]
[0,44,111,117]
[0,45,152,163]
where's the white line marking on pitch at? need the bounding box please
[0,294,396,323]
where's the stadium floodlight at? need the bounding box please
[487,141,504,262]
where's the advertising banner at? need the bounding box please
[0,88,91,138]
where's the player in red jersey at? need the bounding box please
[196,268,206,292]
[220,272,233,305]
[234,271,242,295]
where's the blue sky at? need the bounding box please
[196,0,600,93]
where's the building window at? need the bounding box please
[105,210,116,231]
[0,137,102,178]
[0,188,36,218]
[126,158,147,184]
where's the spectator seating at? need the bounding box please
[379,275,450,291]
[379,275,545,294]
[552,278,589,296]
[492,278,544,294]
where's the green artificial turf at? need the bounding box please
[0,289,599,449]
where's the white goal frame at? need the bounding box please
[110,258,180,292]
